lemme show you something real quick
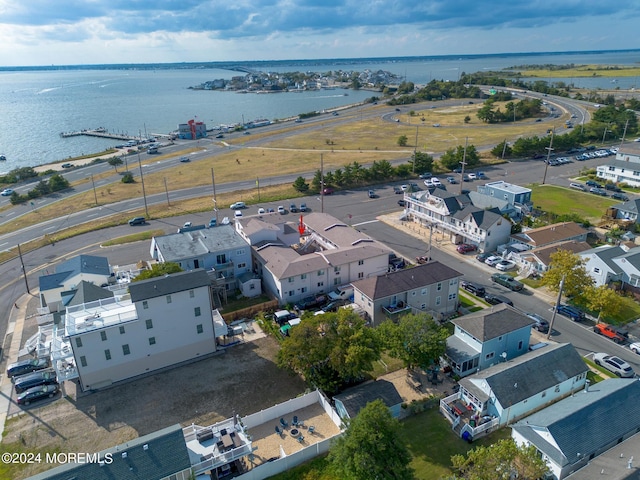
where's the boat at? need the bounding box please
[0,155,6,161]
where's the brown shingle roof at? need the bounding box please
[530,240,592,267]
[511,222,588,248]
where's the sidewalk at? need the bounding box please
[0,291,33,438]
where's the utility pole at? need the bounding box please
[542,130,555,185]
[546,275,565,340]
[17,243,30,294]
[620,119,629,149]
[91,174,98,206]
[137,153,149,218]
[602,122,611,145]
[163,177,170,206]
[320,153,324,214]
[458,137,468,194]
[413,125,419,174]
[211,168,218,226]
[501,139,508,160]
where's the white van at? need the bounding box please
[328,285,354,302]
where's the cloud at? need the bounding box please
[0,0,638,65]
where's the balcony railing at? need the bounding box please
[382,303,411,317]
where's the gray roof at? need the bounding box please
[57,254,111,277]
[303,212,384,248]
[333,380,403,418]
[580,245,625,274]
[452,205,504,230]
[468,191,511,212]
[412,189,469,215]
[61,280,114,307]
[24,424,191,480]
[352,261,462,300]
[512,379,640,469]
[446,334,481,364]
[612,198,640,214]
[152,224,247,262]
[460,343,587,408]
[129,269,211,302]
[451,304,534,342]
[612,247,640,270]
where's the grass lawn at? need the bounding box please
[574,294,640,325]
[515,65,640,79]
[368,352,406,379]
[529,184,615,222]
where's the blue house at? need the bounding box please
[445,304,534,378]
[477,180,532,211]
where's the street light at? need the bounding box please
[542,129,555,185]
[602,122,612,144]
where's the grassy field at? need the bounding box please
[514,65,640,79]
[529,184,615,222]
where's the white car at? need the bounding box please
[495,260,516,271]
[234,210,243,218]
[257,207,265,215]
[277,206,285,214]
[593,353,635,378]
[467,173,477,180]
[431,177,442,186]
[630,342,640,355]
[401,184,409,191]
[0,188,14,196]
[230,201,246,209]
[484,255,502,267]
[423,179,433,187]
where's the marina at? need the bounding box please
[59,127,138,141]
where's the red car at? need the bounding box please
[322,187,334,195]
[456,244,477,254]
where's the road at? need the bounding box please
[1,92,637,376]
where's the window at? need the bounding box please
[436,296,441,306]
[317,270,323,276]
[448,293,457,301]
[334,277,342,285]
[216,254,227,265]
[75,337,83,348]
[80,356,87,367]
[301,287,307,293]
[358,260,364,266]
[411,291,416,296]
[288,290,295,297]
[236,249,245,256]
[437,282,442,291]
[449,279,457,286]
[189,290,195,298]
[541,391,546,398]
[146,319,153,329]
[149,337,156,345]
[421,303,426,309]
[100,331,107,342]
[555,385,560,393]
[317,282,324,287]
[288,277,294,283]
[518,340,523,350]
[634,171,640,177]
[608,166,615,171]
[197,324,204,334]
[105,349,111,360]
[421,288,427,295]
[300,274,307,280]
[142,300,148,310]
[119,326,125,334]
[334,266,341,273]
[593,267,601,274]
[166,295,172,304]
[122,344,130,355]
[358,272,364,279]
[485,352,495,360]
[194,307,201,317]
[237,262,246,269]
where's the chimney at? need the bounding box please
[584,379,591,393]
[628,456,633,469]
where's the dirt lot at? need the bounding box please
[4,330,306,479]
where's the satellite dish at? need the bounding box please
[501,352,507,360]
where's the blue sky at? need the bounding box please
[0,0,638,66]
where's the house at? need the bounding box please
[445,304,535,378]
[244,212,391,305]
[351,261,463,326]
[579,245,625,286]
[150,224,255,296]
[476,181,533,218]
[512,240,591,274]
[510,222,589,251]
[50,269,217,391]
[441,343,588,441]
[404,189,511,252]
[25,424,192,480]
[512,378,640,480]
[38,254,114,312]
[612,247,640,291]
[333,380,404,420]
[610,198,640,224]
[596,141,640,187]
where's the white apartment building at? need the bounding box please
[596,142,640,187]
[54,269,217,391]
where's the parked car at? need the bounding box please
[128,216,146,226]
[394,186,403,194]
[569,183,586,191]
[368,190,376,198]
[322,187,334,195]
[446,176,457,184]
[208,218,217,227]
[491,273,524,291]
[230,202,246,209]
[593,323,628,344]
[14,370,59,394]
[612,193,629,201]
[553,304,586,322]
[476,252,491,263]
[234,210,243,218]
[419,172,432,179]
[61,163,74,168]
[526,313,550,333]
[290,203,298,213]
[0,188,14,196]
[585,180,602,188]
[467,173,477,180]
[495,260,516,271]
[590,187,607,196]
[629,342,640,355]
[7,357,50,380]
[484,255,502,267]
[484,293,514,306]
[299,203,307,212]
[431,177,442,186]
[317,298,349,313]
[593,353,635,378]
[604,183,622,192]
[294,294,327,312]
[277,206,285,214]
[456,244,477,254]
[16,384,60,406]
[257,207,265,215]
[460,280,485,297]
[397,199,406,207]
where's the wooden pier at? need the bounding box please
[60,128,138,141]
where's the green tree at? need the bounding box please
[449,438,548,480]
[48,174,70,192]
[542,250,593,300]
[132,262,182,282]
[108,157,124,172]
[491,140,512,158]
[378,313,449,369]
[328,399,414,480]
[277,308,381,394]
[121,172,135,183]
[397,135,409,147]
[292,176,309,192]
[411,151,434,175]
[585,285,621,321]
[440,144,480,171]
